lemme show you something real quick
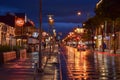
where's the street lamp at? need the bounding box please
[48,15,54,26]
[112,33,116,54]
[77,11,81,16]
[112,21,116,54]
[37,0,43,72]
[48,15,54,59]
[101,24,104,52]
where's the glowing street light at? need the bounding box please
[77,11,81,16]
[48,15,54,26]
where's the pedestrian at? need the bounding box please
[103,42,107,49]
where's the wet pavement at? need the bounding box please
[0,59,35,80]
[0,46,59,80]
[1,45,120,80]
[60,46,120,80]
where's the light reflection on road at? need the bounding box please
[63,46,120,80]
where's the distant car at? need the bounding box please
[77,44,86,51]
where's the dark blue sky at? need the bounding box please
[0,0,99,37]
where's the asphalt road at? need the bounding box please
[60,46,120,80]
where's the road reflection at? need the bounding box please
[62,46,120,80]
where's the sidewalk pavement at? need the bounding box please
[95,48,120,54]
[0,47,60,80]
[94,48,120,57]
[38,51,59,80]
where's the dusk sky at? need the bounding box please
[0,0,99,37]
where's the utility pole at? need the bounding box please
[38,0,43,72]
[113,21,116,54]
[101,25,104,52]
[48,15,54,59]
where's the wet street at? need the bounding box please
[0,59,35,80]
[60,46,120,80]
[0,46,59,80]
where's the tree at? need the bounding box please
[95,0,120,53]
[95,0,120,20]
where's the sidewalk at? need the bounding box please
[0,46,60,80]
[38,46,60,80]
[95,48,120,57]
[38,52,59,80]
[95,48,120,53]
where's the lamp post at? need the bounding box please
[112,21,116,54]
[76,11,81,47]
[48,15,54,59]
[101,24,104,52]
[37,0,43,72]
[91,28,95,50]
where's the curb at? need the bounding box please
[95,51,120,56]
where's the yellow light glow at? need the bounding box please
[77,11,81,16]
[75,28,84,34]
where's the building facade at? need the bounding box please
[0,22,16,46]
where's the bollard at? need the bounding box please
[34,61,38,73]
[33,61,38,80]
[0,53,4,66]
